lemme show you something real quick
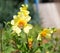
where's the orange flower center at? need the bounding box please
[41,31,47,37]
[18,20,27,28]
[41,29,49,37]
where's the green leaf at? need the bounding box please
[4,46,15,53]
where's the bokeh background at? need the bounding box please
[0,0,60,28]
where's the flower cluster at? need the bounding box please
[11,4,32,36]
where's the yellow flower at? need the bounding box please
[20,4,28,11]
[11,16,32,35]
[17,12,31,22]
[40,28,53,37]
[11,4,32,35]
[18,11,29,16]
[17,19,27,28]
[28,38,33,43]
[37,28,54,40]
[18,4,30,18]
[28,38,33,49]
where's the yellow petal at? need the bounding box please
[26,11,30,15]
[12,26,21,36]
[13,15,17,19]
[46,34,51,39]
[26,16,31,22]
[37,34,41,41]
[24,24,32,34]
[46,51,49,53]
[28,38,33,42]
[20,4,28,11]
[22,4,25,7]
[47,28,53,33]
[11,20,14,25]
[22,4,28,8]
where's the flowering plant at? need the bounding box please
[2,4,59,53]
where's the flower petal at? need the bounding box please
[26,16,31,22]
[24,24,32,34]
[37,34,41,41]
[13,15,17,19]
[12,26,21,36]
[11,20,14,25]
[46,34,51,39]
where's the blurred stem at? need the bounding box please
[42,46,46,53]
[51,33,57,53]
[26,34,34,53]
[25,34,29,52]
[0,29,3,53]
[43,49,46,53]
[26,34,28,43]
